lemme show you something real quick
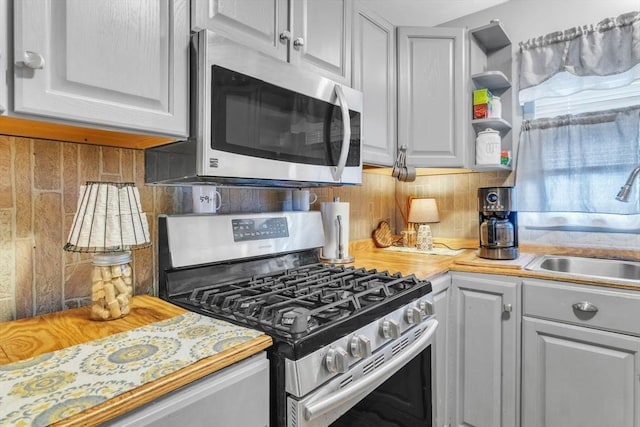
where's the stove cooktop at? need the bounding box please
[165,261,431,358]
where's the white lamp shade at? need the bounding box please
[65,182,151,252]
[408,198,440,223]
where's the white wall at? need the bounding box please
[445,1,640,250]
[443,0,638,44]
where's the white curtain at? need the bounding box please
[516,107,640,231]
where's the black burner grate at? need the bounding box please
[173,263,427,339]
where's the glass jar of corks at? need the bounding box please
[90,252,133,320]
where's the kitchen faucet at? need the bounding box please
[616,165,640,202]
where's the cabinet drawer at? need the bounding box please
[523,279,640,336]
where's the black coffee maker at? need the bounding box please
[478,186,518,260]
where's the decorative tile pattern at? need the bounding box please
[0,312,263,427]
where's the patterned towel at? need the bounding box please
[0,312,263,427]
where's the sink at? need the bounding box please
[524,255,640,284]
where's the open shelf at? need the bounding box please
[472,118,512,135]
[470,21,510,53]
[471,71,511,92]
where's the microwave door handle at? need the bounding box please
[331,85,351,182]
[303,319,438,422]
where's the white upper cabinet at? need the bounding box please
[13,0,189,138]
[397,27,467,167]
[353,1,396,166]
[192,0,352,86]
[191,0,289,61]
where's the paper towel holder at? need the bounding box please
[320,198,354,264]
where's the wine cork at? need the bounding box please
[100,266,112,282]
[113,277,128,295]
[92,267,103,283]
[121,304,131,316]
[103,282,116,304]
[108,300,122,318]
[116,293,129,306]
[111,265,123,278]
[91,304,110,320]
[92,289,105,301]
[123,264,133,278]
[123,276,132,285]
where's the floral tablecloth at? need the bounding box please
[0,312,263,427]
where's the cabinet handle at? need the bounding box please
[572,301,598,313]
[503,303,512,313]
[22,51,45,69]
[293,37,305,48]
[279,31,292,43]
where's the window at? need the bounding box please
[516,12,640,233]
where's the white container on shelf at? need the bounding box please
[490,96,502,118]
[476,128,501,165]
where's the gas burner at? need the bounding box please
[320,289,354,304]
[363,293,385,303]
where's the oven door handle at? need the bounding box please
[303,319,438,422]
[331,84,351,182]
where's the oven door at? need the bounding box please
[287,319,437,427]
[193,30,363,186]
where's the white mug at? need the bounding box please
[292,189,318,211]
[192,185,222,213]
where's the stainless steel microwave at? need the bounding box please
[145,30,363,187]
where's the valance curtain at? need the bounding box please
[519,11,640,103]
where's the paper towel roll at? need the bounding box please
[320,201,353,262]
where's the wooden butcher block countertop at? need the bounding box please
[349,238,640,291]
[0,295,272,426]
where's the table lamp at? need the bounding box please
[408,198,440,251]
[64,182,151,320]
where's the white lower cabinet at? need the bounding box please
[522,279,640,427]
[103,353,270,426]
[451,272,520,427]
[431,273,452,427]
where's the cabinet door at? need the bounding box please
[431,273,452,427]
[353,2,395,166]
[398,27,467,167]
[522,317,640,427]
[292,0,352,86]
[452,273,520,427]
[13,0,189,137]
[191,0,288,62]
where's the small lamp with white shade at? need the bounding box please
[408,198,440,251]
[64,182,151,320]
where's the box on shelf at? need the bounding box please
[473,88,492,119]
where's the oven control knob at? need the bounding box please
[419,300,434,316]
[325,347,349,374]
[380,319,401,339]
[349,335,372,358]
[405,306,424,324]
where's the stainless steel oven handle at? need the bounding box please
[331,85,351,182]
[303,319,438,422]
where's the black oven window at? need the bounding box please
[331,348,432,427]
[210,65,360,167]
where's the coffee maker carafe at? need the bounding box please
[478,186,518,260]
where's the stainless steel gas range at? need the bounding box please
[158,211,437,427]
